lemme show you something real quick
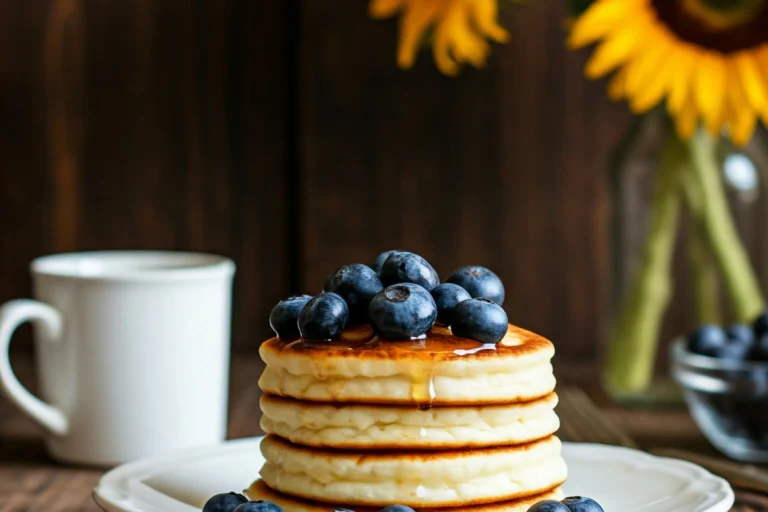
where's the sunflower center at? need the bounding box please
[651,0,768,52]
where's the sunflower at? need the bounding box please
[569,0,768,146]
[369,0,509,75]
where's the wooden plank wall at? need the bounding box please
[0,0,630,359]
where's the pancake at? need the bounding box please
[259,435,567,507]
[246,480,565,512]
[260,393,560,449]
[259,324,555,406]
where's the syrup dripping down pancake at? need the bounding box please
[259,324,556,407]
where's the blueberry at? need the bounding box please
[269,295,312,338]
[372,249,401,274]
[709,324,756,361]
[560,496,604,512]
[379,252,439,291]
[330,509,356,512]
[445,266,505,305]
[526,500,569,512]
[378,506,415,512]
[368,283,437,339]
[232,501,283,512]
[715,339,754,361]
[298,292,349,340]
[687,325,728,357]
[727,323,754,344]
[430,283,471,325]
[451,298,508,343]
[202,493,248,512]
[324,264,384,323]
[754,310,768,338]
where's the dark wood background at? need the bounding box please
[0,0,631,360]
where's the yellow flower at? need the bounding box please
[569,0,768,146]
[369,0,509,75]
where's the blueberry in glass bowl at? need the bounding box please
[671,321,768,462]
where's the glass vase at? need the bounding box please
[604,113,768,406]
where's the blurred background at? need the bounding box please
[0,1,632,363]
[4,4,768,504]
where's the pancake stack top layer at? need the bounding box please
[252,324,567,510]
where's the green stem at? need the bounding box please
[605,133,684,394]
[687,228,722,324]
[681,163,721,324]
[687,130,765,322]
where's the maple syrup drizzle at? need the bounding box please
[409,363,436,410]
[276,323,516,410]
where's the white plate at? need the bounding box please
[94,437,734,512]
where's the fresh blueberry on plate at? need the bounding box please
[451,298,508,343]
[232,501,283,512]
[379,252,440,291]
[202,492,248,512]
[754,310,768,338]
[526,500,569,512]
[446,266,505,305]
[371,249,401,275]
[687,325,728,357]
[325,264,384,322]
[378,506,415,512]
[368,283,437,339]
[561,496,605,512]
[430,283,471,325]
[269,295,312,338]
[298,292,349,340]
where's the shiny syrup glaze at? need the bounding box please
[274,324,523,410]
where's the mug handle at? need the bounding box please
[0,299,68,436]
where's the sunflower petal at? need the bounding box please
[630,43,677,113]
[624,27,667,101]
[584,11,651,78]
[726,75,757,147]
[754,45,768,121]
[468,0,509,43]
[369,0,404,18]
[433,0,489,73]
[454,2,490,67]
[694,52,727,137]
[606,66,627,101]
[675,96,699,140]
[397,0,441,69]
[667,46,695,114]
[433,31,459,76]
[568,0,641,49]
[734,51,768,115]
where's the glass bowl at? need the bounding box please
[670,339,768,462]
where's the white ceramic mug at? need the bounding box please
[0,251,236,466]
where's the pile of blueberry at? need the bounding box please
[527,496,604,512]
[269,250,509,343]
[202,493,415,512]
[687,310,768,361]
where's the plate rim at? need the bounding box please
[93,438,735,512]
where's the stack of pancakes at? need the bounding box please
[248,324,567,511]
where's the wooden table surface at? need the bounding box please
[0,353,760,511]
